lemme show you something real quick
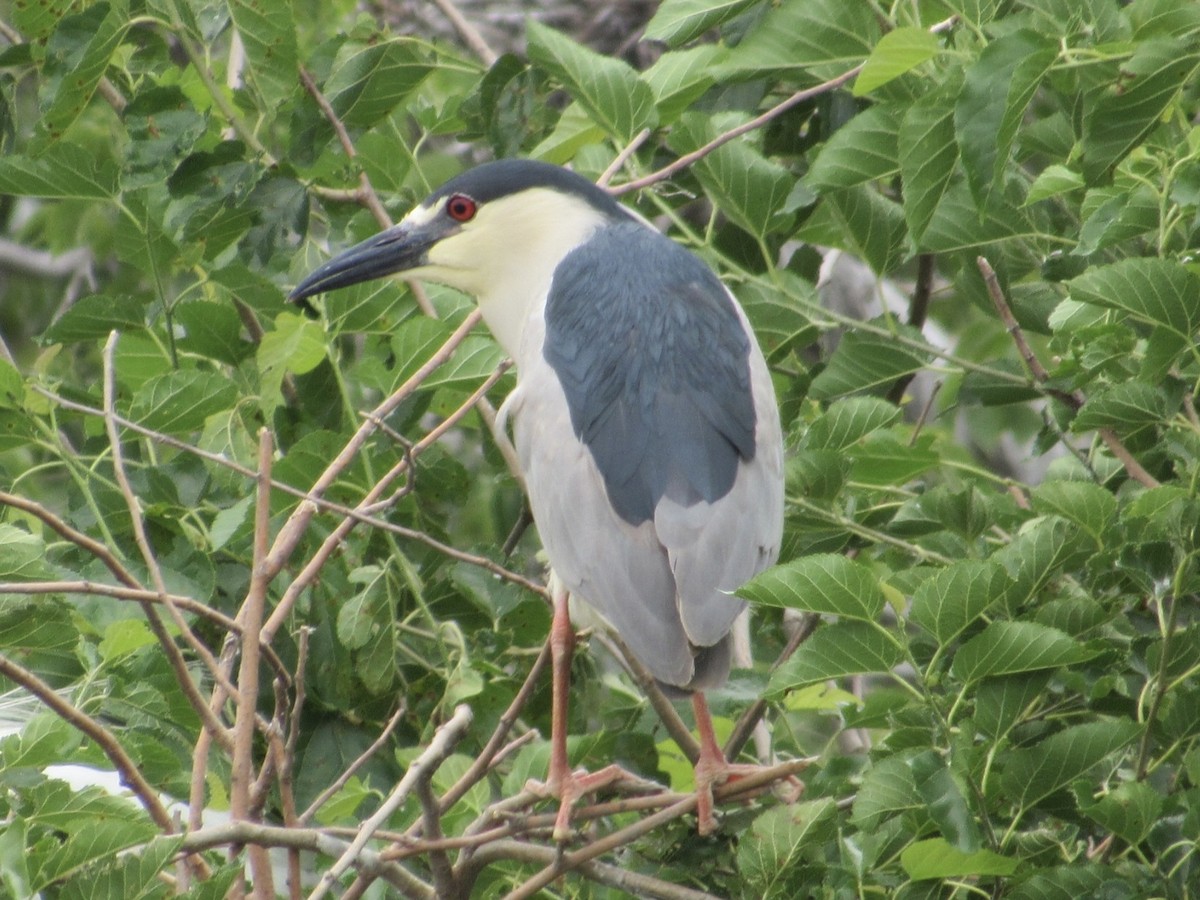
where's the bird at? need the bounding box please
[291,159,785,836]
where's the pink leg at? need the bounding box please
[692,692,802,835]
[527,584,653,839]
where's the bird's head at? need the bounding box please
[290,160,632,339]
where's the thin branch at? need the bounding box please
[307,704,474,900]
[0,580,287,682]
[725,612,819,759]
[429,0,498,65]
[163,821,434,899]
[32,385,544,597]
[413,640,551,831]
[480,839,722,900]
[298,66,392,231]
[600,632,700,763]
[611,17,957,197]
[101,333,236,751]
[977,257,1160,488]
[0,651,175,832]
[230,429,276,899]
[416,778,455,898]
[300,703,408,825]
[597,128,652,187]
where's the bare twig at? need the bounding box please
[479,839,722,900]
[413,640,551,830]
[599,632,700,762]
[429,0,498,65]
[161,821,434,898]
[611,17,958,197]
[597,128,652,187]
[300,703,409,825]
[100,333,235,750]
[977,257,1160,488]
[261,310,484,636]
[230,429,276,898]
[725,612,819,759]
[31,386,545,597]
[308,704,474,900]
[298,66,393,231]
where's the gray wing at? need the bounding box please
[543,221,757,526]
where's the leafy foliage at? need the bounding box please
[1,0,1199,897]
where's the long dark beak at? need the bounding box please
[289,221,443,311]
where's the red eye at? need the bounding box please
[446,194,477,222]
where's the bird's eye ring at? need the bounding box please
[446,194,477,222]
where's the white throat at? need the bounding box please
[418,188,615,364]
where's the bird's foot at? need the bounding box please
[526,764,658,841]
[694,756,805,836]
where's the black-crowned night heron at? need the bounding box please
[291,159,784,836]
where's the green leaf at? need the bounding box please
[669,112,793,237]
[1082,38,1200,182]
[43,295,146,343]
[1073,381,1168,436]
[911,750,980,852]
[1076,185,1159,256]
[737,801,837,898]
[56,835,184,900]
[175,300,251,365]
[1025,164,1085,205]
[0,142,118,198]
[854,27,940,96]
[258,312,327,409]
[849,432,940,485]
[851,754,922,829]
[1031,481,1117,543]
[336,568,398,695]
[227,0,298,107]
[901,838,1018,880]
[739,553,885,621]
[797,185,908,275]
[1008,867,1121,900]
[899,91,958,242]
[323,40,432,127]
[910,560,1009,646]
[809,327,930,399]
[641,45,726,121]
[975,672,1051,740]
[0,714,81,771]
[770,621,901,693]
[643,0,760,47]
[24,781,159,892]
[805,105,901,190]
[804,396,900,450]
[11,0,74,47]
[1002,720,1141,809]
[955,30,1056,209]
[717,0,879,81]
[0,525,54,581]
[129,369,239,435]
[526,21,657,141]
[1079,780,1163,844]
[993,517,1091,605]
[422,336,505,389]
[1068,258,1200,339]
[34,3,128,149]
[952,621,1097,684]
